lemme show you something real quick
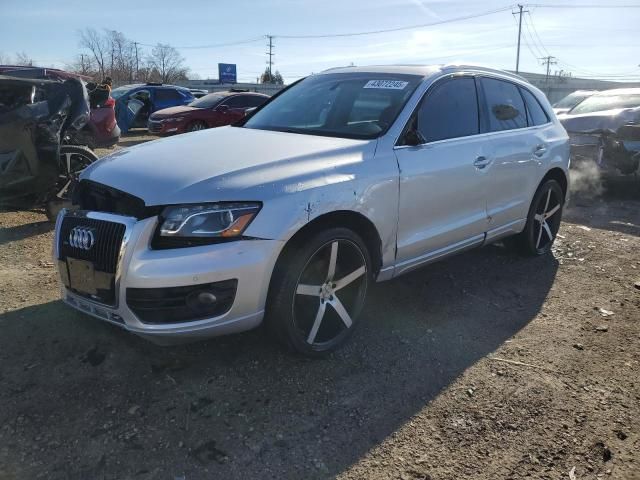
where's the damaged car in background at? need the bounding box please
[559,88,640,176]
[0,73,98,219]
[0,66,120,149]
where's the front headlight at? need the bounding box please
[153,203,261,249]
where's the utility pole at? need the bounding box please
[513,4,529,74]
[134,41,139,81]
[266,35,274,81]
[540,56,557,82]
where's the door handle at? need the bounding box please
[473,156,491,169]
[534,144,547,157]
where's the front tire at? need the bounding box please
[187,121,207,132]
[266,227,372,356]
[509,179,564,256]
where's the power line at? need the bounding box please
[136,36,265,50]
[528,3,640,8]
[276,6,514,39]
[525,12,551,58]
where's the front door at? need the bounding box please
[394,76,489,275]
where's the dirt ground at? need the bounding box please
[0,133,639,479]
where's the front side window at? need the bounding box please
[520,88,549,126]
[243,73,422,140]
[413,77,479,143]
[480,77,527,132]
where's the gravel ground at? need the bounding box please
[0,134,639,479]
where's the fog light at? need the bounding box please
[197,291,217,305]
[186,289,218,311]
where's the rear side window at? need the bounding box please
[480,77,527,132]
[416,77,479,143]
[520,88,549,126]
[245,96,267,107]
[155,89,182,101]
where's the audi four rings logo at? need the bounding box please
[69,227,96,250]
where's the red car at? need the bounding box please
[148,91,269,135]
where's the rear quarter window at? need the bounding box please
[480,77,527,132]
[520,88,550,126]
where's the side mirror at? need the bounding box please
[403,129,424,146]
[216,104,229,113]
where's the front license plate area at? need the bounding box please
[67,258,97,295]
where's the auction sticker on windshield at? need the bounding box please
[363,80,409,89]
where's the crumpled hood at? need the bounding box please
[559,107,640,134]
[81,126,375,206]
[150,105,196,119]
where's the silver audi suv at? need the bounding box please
[54,64,570,355]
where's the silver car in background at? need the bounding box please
[552,89,598,115]
[54,64,570,356]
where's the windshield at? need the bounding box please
[189,94,224,108]
[110,87,130,100]
[570,93,640,114]
[554,92,592,109]
[243,73,422,139]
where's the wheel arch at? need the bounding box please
[274,210,383,277]
[540,167,568,200]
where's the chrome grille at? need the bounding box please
[59,216,125,274]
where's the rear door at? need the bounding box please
[394,76,489,274]
[153,88,185,112]
[477,77,547,239]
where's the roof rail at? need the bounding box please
[229,88,249,92]
[441,63,528,82]
[145,82,163,86]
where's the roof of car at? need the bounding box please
[199,91,268,98]
[592,88,640,96]
[113,83,191,92]
[320,63,529,83]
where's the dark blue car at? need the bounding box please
[111,83,194,133]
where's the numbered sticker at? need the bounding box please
[363,80,409,90]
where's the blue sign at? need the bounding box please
[218,63,237,84]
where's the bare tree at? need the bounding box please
[66,53,97,77]
[147,44,188,83]
[0,51,11,64]
[14,52,34,66]
[79,28,107,79]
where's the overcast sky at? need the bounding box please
[1,0,639,83]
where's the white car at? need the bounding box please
[55,64,570,355]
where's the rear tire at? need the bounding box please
[266,227,372,356]
[508,179,564,256]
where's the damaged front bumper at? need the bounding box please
[569,125,640,175]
